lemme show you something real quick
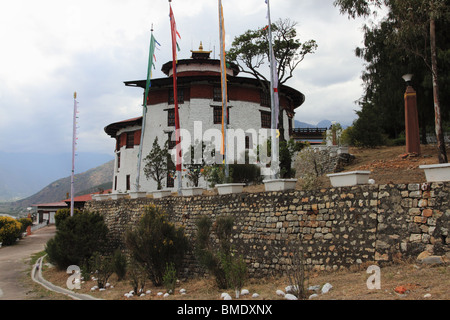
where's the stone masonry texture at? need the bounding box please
[85,182,449,278]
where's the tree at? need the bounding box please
[227,18,317,140]
[143,137,174,190]
[183,140,206,187]
[45,212,109,270]
[334,0,448,162]
[124,205,189,287]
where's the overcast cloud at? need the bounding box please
[0,0,370,157]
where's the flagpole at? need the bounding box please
[169,0,182,194]
[136,25,157,192]
[218,0,229,179]
[266,0,279,179]
[71,92,78,217]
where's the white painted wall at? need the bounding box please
[112,96,293,194]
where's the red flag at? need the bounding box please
[169,4,182,173]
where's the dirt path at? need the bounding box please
[0,225,55,300]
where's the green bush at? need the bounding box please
[230,164,262,184]
[17,218,32,234]
[112,249,127,281]
[195,215,245,290]
[163,262,177,293]
[0,216,22,246]
[54,208,82,228]
[124,205,189,287]
[89,251,114,289]
[45,211,109,270]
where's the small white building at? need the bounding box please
[104,44,305,194]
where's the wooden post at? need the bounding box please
[404,85,421,155]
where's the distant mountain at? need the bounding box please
[295,120,350,129]
[0,151,114,201]
[295,120,316,128]
[317,120,333,128]
[7,160,114,212]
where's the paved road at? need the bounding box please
[0,225,56,300]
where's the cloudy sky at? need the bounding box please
[0,0,372,158]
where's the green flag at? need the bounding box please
[144,33,160,107]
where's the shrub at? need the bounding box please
[89,251,114,289]
[17,218,32,234]
[55,208,82,228]
[112,249,127,281]
[195,215,247,290]
[229,164,262,184]
[124,205,189,287]
[128,259,147,294]
[0,216,22,246]
[163,262,177,293]
[45,211,109,270]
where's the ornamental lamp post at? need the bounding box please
[402,74,421,155]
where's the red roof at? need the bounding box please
[32,189,112,207]
[31,202,67,208]
[62,189,112,203]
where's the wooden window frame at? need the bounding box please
[260,111,271,129]
[213,106,230,125]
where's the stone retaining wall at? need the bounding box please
[85,182,449,278]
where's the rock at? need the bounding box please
[420,256,444,265]
[321,283,333,294]
[220,292,229,299]
[157,292,163,296]
[417,251,431,261]
[308,285,321,292]
[179,288,187,294]
[223,294,232,300]
[163,293,170,298]
[252,293,260,298]
[140,293,145,297]
[276,290,285,297]
[424,293,432,298]
[309,294,319,299]
[146,290,152,294]
[241,289,250,296]
[285,294,298,300]
[285,285,299,294]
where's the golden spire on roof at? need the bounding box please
[191,41,212,56]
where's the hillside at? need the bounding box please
[0,151,114,201]
[2,160,114,214]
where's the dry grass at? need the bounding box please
[40,257,449,300]
[37,145,449,301]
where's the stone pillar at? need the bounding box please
[404,85,421,155]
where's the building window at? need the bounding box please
[168,109,175,127]
[126,132,134,149]
[213,106,230,125]
[126,175,131,191]
[169,88,184,105]
[261,111,271,129]
[114,176,117,191]
[245,135,251,150]
[117,152,121,169]
[213,86,222,102]
[260,90,270,107]
[167,172,174,188]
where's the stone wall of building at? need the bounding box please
[85,182,449,278]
